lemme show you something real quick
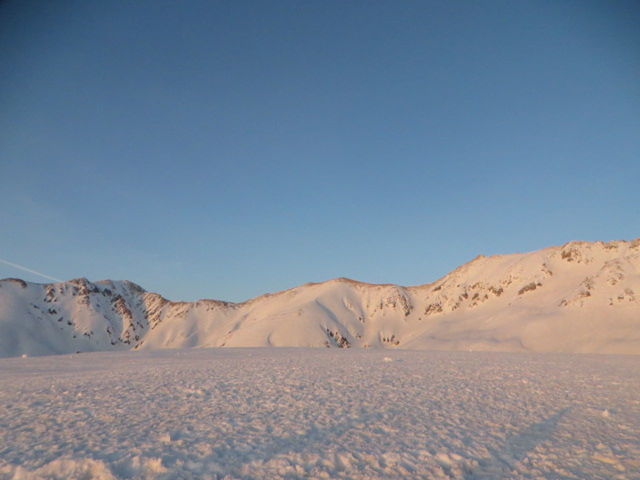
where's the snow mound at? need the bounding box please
[0,458,116,480]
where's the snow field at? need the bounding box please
[0,348,638,479]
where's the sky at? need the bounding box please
[1,0,639,302]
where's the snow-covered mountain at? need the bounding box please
[1,238,639,357]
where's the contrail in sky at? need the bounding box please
[0,258,62,282]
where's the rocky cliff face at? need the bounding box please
[1,238,639,357]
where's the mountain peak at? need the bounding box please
[1,237,639,357]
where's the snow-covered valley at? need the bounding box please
[0,348,638,479]
[1,238,639,357]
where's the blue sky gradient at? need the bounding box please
[1,0,639,301]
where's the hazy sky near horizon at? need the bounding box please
[1,0,639,301]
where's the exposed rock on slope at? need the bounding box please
[1,239,639,357]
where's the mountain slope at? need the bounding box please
[1,238,639,357]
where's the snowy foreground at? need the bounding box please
[0,349,638,480]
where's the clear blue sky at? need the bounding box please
[1,0,639,302]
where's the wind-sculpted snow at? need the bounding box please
[0,349,638,479]
[1,238,639,357]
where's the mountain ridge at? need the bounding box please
[1,238,639,357]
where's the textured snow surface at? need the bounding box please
[1,349,639,479]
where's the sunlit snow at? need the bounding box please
[1,348,638,479]
[2,239,640,358]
